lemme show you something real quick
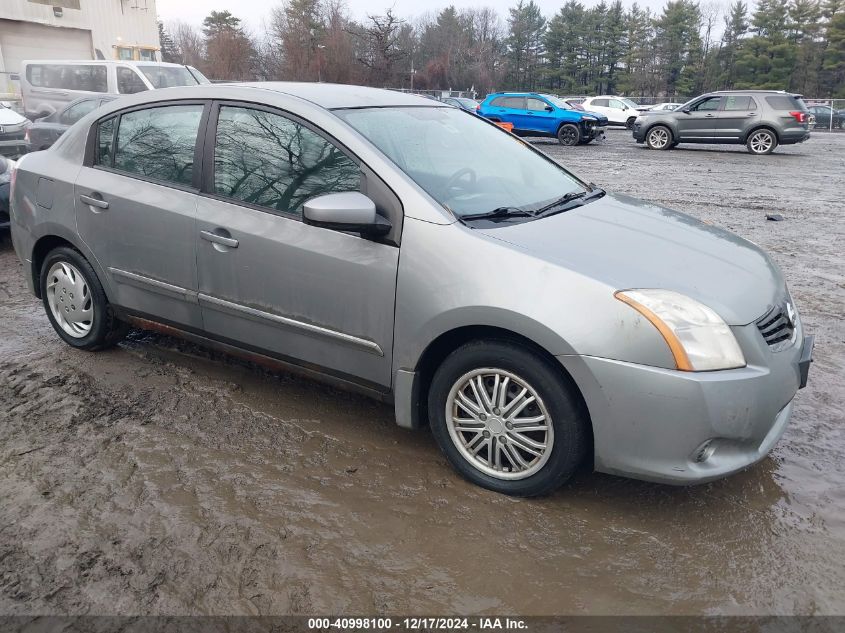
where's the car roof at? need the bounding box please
[236,82,443,109]
[22,60,191,68]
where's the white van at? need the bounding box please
[20,60,210,119]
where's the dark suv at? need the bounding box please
[478,92,608,145]
[632,90,811,155]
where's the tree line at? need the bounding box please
[158,0,845,100]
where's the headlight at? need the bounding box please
[615,289,746,371]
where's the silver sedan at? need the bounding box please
[9,83,813,496]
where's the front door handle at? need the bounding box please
[200,230,239,248]
[705,113,715,118]
[79,193,109,209]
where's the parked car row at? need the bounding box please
[8,83,813,496]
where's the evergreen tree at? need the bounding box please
[506,0,546,90]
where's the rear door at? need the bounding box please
[713,95,759,140]
[485,96,525,127]
[75,101,208,329]
[194,102,400,389]
[676,96,722,141]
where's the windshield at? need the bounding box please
[336,107,585,217]
[137,65,199,88]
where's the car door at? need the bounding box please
[519,97,558,134]
[194,102,400,389]
[75,101,208,329]
[606,99,629,124]
[486,96,525,127]
[584,98,610,120]
[675,96,722,141]
[713,95,760,140]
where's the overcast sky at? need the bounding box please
[156,0,670,34]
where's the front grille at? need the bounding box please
[756,303,795,349]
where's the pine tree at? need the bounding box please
[158,21,178,63]
[506,0,546,90]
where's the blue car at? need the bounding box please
[478,92,608,145]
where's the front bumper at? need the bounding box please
[559,326,813,485]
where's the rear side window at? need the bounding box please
[97,117,116,166]
[26,64,107,92]
[212,105,360,217]
[490,96,524,109]
[592,99,609,107]
[61,99,98,125]
[117,67,148,94]
[112,104,204,186]
[766,95,804,110]
[724,96,757,111]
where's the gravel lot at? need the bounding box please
[1,130,844,616]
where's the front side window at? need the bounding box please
[526,98,550,112]
[117,67,149,94]
[691,97,722,111]
[213,106,360,216]
[61,99,98,125]
[336,107,585,218]
[112,104,203,186]
[137,65,199,88]
[608,99,624,109]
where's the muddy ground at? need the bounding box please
[1,130,844,616]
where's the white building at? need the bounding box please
[0,0,160,96]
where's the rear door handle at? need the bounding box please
[200,230,239,248]
[79,193,109,209]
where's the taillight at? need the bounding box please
[789,111,807,123]
[24,127,30,142]
[476,104,481,112]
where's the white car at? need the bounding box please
[0,103,30,157]
[648,102,684,112]
[580,96,642,128]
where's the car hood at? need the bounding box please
[0,108,27,126]
[476,193,782,325]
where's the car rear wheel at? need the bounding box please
[40,246,129,351]
[557,124,580,146]
[746,129,778,155]
[646,125,673,150]
[428,340,588,497]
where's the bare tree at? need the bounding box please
[169,21,205,69]
[349,9,407,86]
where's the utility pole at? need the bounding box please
[410,60,416,91]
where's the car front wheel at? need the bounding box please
[626,116,637,129]
[746,129,778,155]
[645,125,673,150]
[428,340,588,497]
[40,246,129,350]
[557,123,580,146]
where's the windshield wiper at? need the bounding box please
[460,207,534,221]
[535,187,606,217]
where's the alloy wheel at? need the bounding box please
[445,368,554,480]
[46,261,93,338]
[647,127,670,149]
[749,131,774,154]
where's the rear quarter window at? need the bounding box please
[765,95,804,110]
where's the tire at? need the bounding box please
[427,340,588,497]
[645,125,673,150]
[626,116,637,130]
[557,123,580,146]
[746,128,778,155]
[579,137,593,145]
[40,246,129,351]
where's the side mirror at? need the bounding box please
[303,192,391,237]
[545,105,554,112]
[681,108,691,114]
